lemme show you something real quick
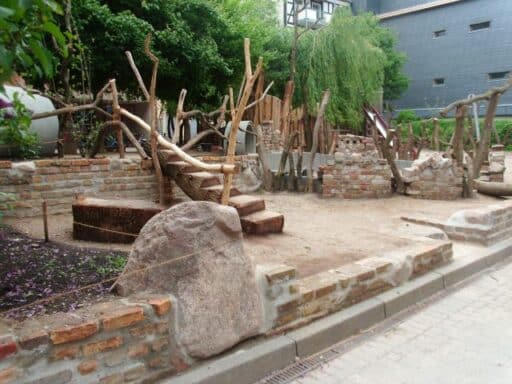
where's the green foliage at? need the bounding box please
[372,24,409,101]
[71,0,290,109]
[0,0,68,86]
[212,0,292,96]
[0,192,15,223]
[396,110,420,124]
[72,111,103,157]
[296,9,386,128]
[0,93,40,159]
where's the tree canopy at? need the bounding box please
[0,0,68,88]
[71,0,291,109]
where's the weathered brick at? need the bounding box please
[124,363,146,382]
[25,369,72,384]
[152,337,169,352]
[128,343,150,358]
[277,299,300,315]
[0,367,21,384]
[149,298,171,316]
[50,321,98,345]
[170,354,190,373]
[78,360,98,375]
[0,337,17,360]
[50,345,81,361]
[265,265,296,284]
[99,373,124,384]
[129,323,167,338]
[83,336,123,356]
[148,356,164,368]
[102,307,144,330]
[18,330,49,350]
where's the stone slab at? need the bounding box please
[163,336,296,384]
[286,298,385,358]
[378,272,444,317]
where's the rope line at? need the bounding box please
[73,221,140,238]
[1,238,238,316]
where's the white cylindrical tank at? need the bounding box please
[224,121,256,155]
[1,85,59,157]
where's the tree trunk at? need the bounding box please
[378,129,406,194]
[275,131,298,191]
[306,90,330,193]
[433,118,440,151]
[452,105,466,166]
[281,81,295,139]
[474,93,500,178]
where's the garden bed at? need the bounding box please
[0,226,127,320]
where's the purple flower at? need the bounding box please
[0,98,12,109]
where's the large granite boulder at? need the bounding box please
[113,201,263,358]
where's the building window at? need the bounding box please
[488,71,510,81]
[433,78,445,87]
[470,21,491,32]
[433,29,446,38]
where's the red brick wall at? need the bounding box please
[0,158,175,217]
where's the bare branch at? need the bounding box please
[245,81,274,111]
[125,50,150,100]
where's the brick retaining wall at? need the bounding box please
[261,239,453,332]
[320,135,392,199]
[0,295,192,384]
[0,158,175,218]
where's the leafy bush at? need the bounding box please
[0,93,40,159]
[395,110,420,124]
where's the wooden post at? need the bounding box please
[453,105,466,166]
[474,93,500,178]
[306,90,330,193]
[221,38,263,205]
[110,80,125,159]
[433,118,440,151]
[42,201,49,242]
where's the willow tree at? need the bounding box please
[295,9,386,129]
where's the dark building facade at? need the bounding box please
[353,0,512,117]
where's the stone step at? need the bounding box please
[185,172,220,188]
[240,210,284,235]
[202,184,242,200]
[167,161,202,174]
[228,195,266,217]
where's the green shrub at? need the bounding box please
[0,93,40,159]
[395,110,420,124]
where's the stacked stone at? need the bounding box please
[0,157,177,218]
[481,144,505,182]
[402,153,463,200]
[260,120,284,151]
[320,135,392,199]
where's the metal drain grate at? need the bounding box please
[258,349,342,384]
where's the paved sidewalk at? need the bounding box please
[290,260,512,384]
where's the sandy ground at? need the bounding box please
[5,191,503,278]
[5,152,512,278]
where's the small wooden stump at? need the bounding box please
[72,197,170,243]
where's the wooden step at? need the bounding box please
[185,172,220,188]
[240,210,284,235]
[202,184,242,200]
[228,195,265,217]
[167,161,202,174]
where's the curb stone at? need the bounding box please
[163,238,512,384]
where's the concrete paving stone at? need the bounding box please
[288,258,512,384]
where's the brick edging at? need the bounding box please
[162,237,512,384]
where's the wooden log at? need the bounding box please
[474,93,500,178]
[306,90,330,192]
[474,179,512,196]
[452,105,466,166]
